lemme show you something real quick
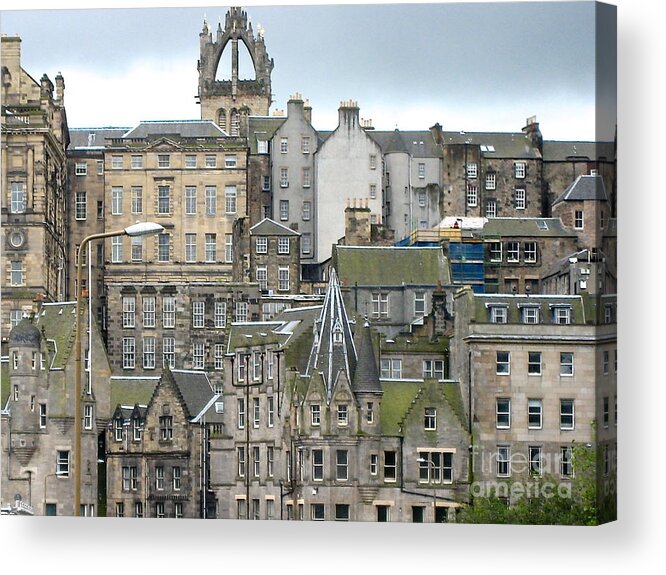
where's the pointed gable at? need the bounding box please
[305,268,357,399]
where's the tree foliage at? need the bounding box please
[457,444,616,526]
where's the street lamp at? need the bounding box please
[74,222,164,515]
[417,456,438,522]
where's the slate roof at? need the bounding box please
[227,322,290,351]
[248,116,286,154]
[542,140,615,162]
[250,218,300,237]
[368,130,441,158]
[334,246,450,287]
[122,120,228,140]
[170,369,216,420]
[305,269,357,399]
[552,174,608,206]
[351,321,382,394]
[68,127,129,149]
[437,130,541,159]
[110,377,159,411]
[33,302,78,369]
[472,294,588,324]
[8,318,41,348]
[472,217,577,238]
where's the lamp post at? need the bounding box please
[417,456,438,522]
[74,222,164,516]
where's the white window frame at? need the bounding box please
[507,241,520,262]
[496,351,510,375]
[424,407,437,430]
[528,351,542,375]
[205,186,217,215]
[111,187,123,215]
[163,337,175,369]
[496,398,511,429]
[528,399,543,429]
[225,186,237,214]
[371,292,389,319]
[466,183,478,207]
[485,172,496,190]
[279,200,289,221]
[10,182,26,213]
[514,162,526,179]
[515,188,526,210]
[192,301,205,328]
[205,233,217,262]
[122,337,135,369]
[75,191,87,220]
[278,237,290,255]
[560,352,574,376]
[143,336,156,369]
[560,399,575,430]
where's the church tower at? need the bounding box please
[197,6,274,134]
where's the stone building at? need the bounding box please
[430,118,544,221]
[333,245,451,338]
[105,368,220,518]
[1,36,69,342]
[1,302,111,516]
[197,7,273,131]
[370,129,443,241]
[105,280,260,390]
[315,101,384,264]
[66,127,128,333]
[270,94,318,261]
[451,287,617,513]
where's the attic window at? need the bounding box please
[537,220,549,230]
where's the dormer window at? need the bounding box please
[488,305,508,324]
[551,305,572,325]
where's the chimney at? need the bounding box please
[304,100,312,125]
[338,100,360,130]
[55,72,65,104]
[522,115,543,153]
[429,122,443,145]
[287,93,304,118]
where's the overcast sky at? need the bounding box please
[1,1,616,141]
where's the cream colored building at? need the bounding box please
[1,36,69,343]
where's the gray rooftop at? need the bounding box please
[543,140,615,162]
[250,218,300,237]
[68,127,130,149]
[474,217,577,238]
[122,120,228,140]
[553,174,608,206]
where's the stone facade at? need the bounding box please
[105,281,260,390]
[1,303,111,516]
[105,369,218,518]
[315,102,384,263]
[1,36,69,342]
[451,288,617,510]
[270,95,318,261]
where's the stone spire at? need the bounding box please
[305,268,357,399]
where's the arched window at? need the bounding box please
[230,109,240,136]
[217,109,227,132]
